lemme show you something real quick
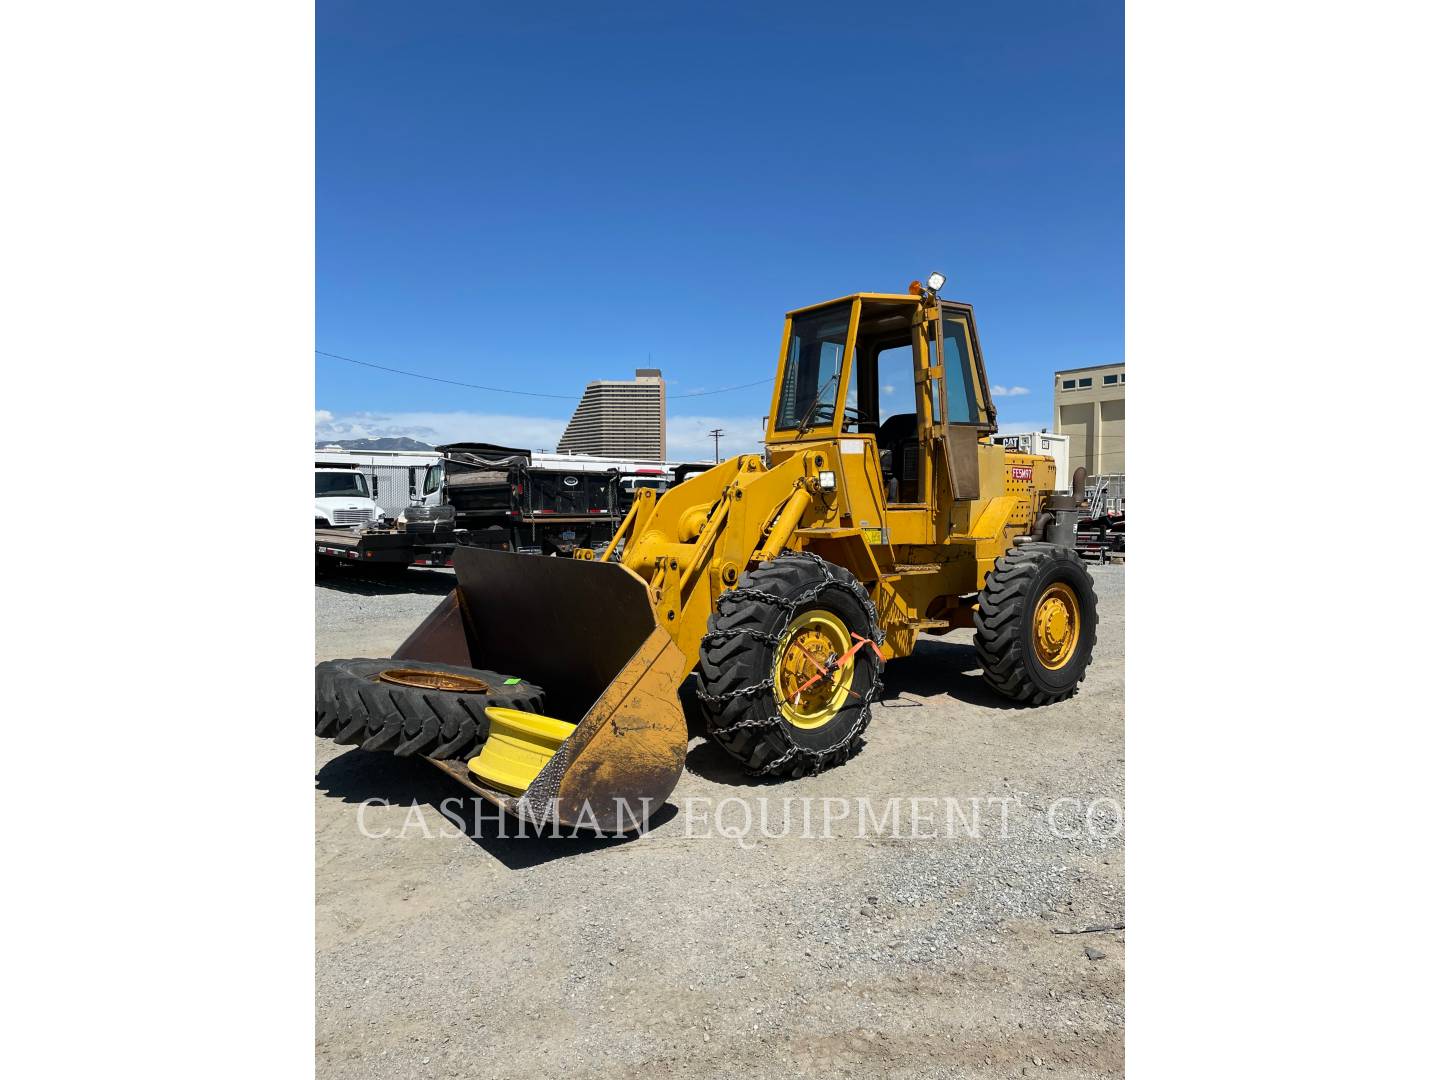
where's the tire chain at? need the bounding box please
[697,551,886,776]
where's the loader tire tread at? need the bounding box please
[973,543,1097,706]
[698,552,884,778]
[315,658,545,762]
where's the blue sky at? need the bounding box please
[317,1,1122,459]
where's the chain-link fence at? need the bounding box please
[352,462,427,518]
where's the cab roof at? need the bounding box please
[784,292,977,318]
[784,292,919,318]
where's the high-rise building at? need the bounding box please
[556,368,666,459]
[1053,363,1125,475]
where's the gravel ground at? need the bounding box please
[316,562,1125,1079]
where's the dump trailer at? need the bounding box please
[435,442,636,555]
[316,275,1097,832]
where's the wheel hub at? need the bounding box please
[773,609,856,729]
[1031,583,1081,670]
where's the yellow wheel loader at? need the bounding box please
[315,275,1098,832]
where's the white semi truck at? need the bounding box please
[314,466,385,527]
[314,448,444,518]
[314,463,454,574]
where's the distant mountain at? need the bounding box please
[315,436,435,451]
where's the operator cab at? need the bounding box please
[767,290,996,505]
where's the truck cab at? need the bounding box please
[314,467,384,528]
[409,460,447,509]
[616,471,670,512]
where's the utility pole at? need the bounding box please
[708,428,725,463]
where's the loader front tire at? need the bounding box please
[698,552,884,777]
[315,658,546,760]
[974,543,1097,705]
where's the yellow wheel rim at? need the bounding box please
[1032,582,1081,670]
[772,608,856,730]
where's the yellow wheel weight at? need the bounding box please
[469,707,577,796]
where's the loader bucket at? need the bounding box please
[392,546,689,834]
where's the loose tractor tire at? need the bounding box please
[315,658,546,761]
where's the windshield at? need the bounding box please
[774,304,850,431]
[315,472,369,498]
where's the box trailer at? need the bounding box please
[998,432,1071,493]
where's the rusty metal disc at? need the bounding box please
[375,668,492,693]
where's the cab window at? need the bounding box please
[851,298,920,434]
[315,471,368,498]
[774,305,850,431]
[423,462,443,495]
[940,313,982,424]
[869,346,908,421]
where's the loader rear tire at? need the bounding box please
[974,543,1097,705]
[698,552,884,778]
[315,658,546,761]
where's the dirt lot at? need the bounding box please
[316,564,1125,1079]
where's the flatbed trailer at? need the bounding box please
[315,527,457,571]
[1075,514,1125,564]
[407,546,456,568]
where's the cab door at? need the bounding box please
[928,302,996,503]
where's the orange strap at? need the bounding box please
[791,633,884,702]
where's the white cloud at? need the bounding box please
[881,384,895,395]
[666,413,767,462]
[316,409,568,450]
[991,385,1031,397]
[316,407,767,462]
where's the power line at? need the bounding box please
[317,350,773,400]
[316,350,577,399]
[674,378,773,398]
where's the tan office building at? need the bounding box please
[1053,363,1125,475]
[557,368,667,460]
